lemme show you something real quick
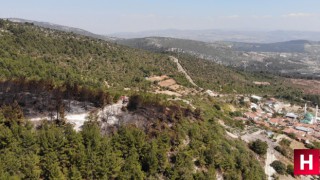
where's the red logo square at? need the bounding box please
[294,149,320,175]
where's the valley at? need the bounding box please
[0,18,319,179]
[118,37,320,79]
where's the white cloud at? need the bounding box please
[282,13,315,18]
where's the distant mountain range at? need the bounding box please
[1,18,283,94]
[5,18,320,43]
[4,18,320,78]
[111,29,320,43]
[117,37,320,78]
[6,18,116,41]
[118,37,320,54]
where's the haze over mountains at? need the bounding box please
[5,18,320,79]
[118,37,320,79]
[110,29,320,43]
[1,16,320,179]
[6,18,320,43]
[2,0,320,178]
[7,18,116,41]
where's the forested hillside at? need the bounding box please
[0,95,266,179]
[0,19,304,98]
[7,18,114,41]
[0,19,274,179]
[0,19,190,90]
[172,54,292,94]
[118,37,320,80]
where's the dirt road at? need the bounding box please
[241,130,278,180]
[169,56,198,87]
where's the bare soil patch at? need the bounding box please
[146,75,169,82]
[155,90,182,97]
[289,79,320,95]
[158,79,177,87]
[253,81,270,85]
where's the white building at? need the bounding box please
[285,113,298,119]
[295,126,313,133]
[251,95,262,101]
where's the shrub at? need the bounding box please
[249,139,268,156]
[213,104,221,111]
[271,160,286,175]
[279,139,291,147]
[287,133,296,139]
[286,164,294,177]
[229,111,242,117]
[274,146,287,156]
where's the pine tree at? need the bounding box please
[48,162,66,180]
[120,147,145,180]
[69,166,82,180]
[142,141,159,176]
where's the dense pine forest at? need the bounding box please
[0,19,300,95]
[6,17,320,179]
[2,0,320,179]
[0,19,191,90]
[0,94,266,179]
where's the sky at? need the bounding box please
[1,0,320,34]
